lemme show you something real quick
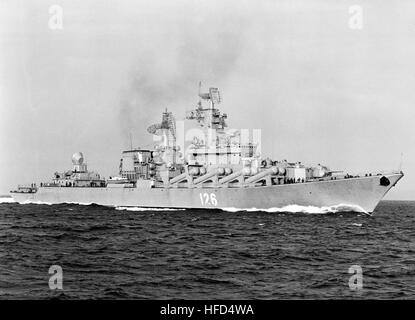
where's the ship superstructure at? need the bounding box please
[10,86,404,213]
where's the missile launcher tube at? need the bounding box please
[193,170,219,185]
[245,167,278,184]
[218,170,243,184]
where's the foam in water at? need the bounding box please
[116,206,186,212]
[66,202,95,206]
[11,199,186,211]
[221,204,368,214]
[22,200,53,205]
[20,200,90,206]
[0,197,15,203]
[7,197,367,214]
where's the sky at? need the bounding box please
[0,0,414,199]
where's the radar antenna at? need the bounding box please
[197,82,221,109]
[399,152,404,172]
[147,109,176,139]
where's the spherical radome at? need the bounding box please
[72,152,84,165]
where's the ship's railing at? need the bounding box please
[40,182,107,187]
[17,184,37,189]
[41,183,59,187]
[338,170,401,178]
[11,184,37,193]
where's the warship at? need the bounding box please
[10,86,403,213]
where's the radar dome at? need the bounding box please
[72,152,84,165]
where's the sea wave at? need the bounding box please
[6,198,367,214]
[19,200,95,206]
[115,206,186,212]
[0,197,15,203]
[21,200,53,205]
[221,204,368,214]
[9,199,186,211]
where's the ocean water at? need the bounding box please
[0,200,414,299]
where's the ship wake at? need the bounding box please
[115,206,186,212]
[0,196,16,204]
[221,204,368,214]
[6,198,367,214]
[15,200,187,211]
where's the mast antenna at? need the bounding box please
[399,152,404,172]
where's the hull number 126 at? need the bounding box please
[199,193,217,206]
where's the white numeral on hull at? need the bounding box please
[199,193,217,206]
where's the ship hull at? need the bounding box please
[10,173,403,213]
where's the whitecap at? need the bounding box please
[115,206,186,212]
[21,200,53,205]
[66,202,94,206]
[221,203,367,214]
[0,197,15,203]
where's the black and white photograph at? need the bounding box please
[0,0,414,311]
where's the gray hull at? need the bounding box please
[10,173,403,213]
